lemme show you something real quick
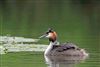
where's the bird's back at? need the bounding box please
[52,42,78,51]
[49,42,85,56]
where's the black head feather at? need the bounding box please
[46,28,54,34]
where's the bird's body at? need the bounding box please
[40,28,88,56]
[44,41,87,56]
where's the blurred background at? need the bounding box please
[0,0,100,67]
[0,0,100,49]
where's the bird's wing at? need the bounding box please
[52,43,78,52]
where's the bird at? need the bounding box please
[39,28,88,56]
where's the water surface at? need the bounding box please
[1,51,100,67]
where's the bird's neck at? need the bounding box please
[44,40,59,55]
[50,40,59,45]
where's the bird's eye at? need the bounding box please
[46,32,49,34]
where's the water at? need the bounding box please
[1,0,100,67]
[1,47,100,67]
[0,36,99,67]
[0,36,100,67]
[34,51,99,67]
[44,52,99,67]
[44,55,88,67]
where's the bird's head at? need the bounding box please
[39,28,57,42]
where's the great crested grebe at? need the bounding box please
[39,28,88,56]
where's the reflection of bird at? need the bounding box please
[40,28,88,56]
[44,55,87,67]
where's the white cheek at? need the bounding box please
[46,33,52,38]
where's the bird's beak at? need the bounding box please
[39,34,47,39]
